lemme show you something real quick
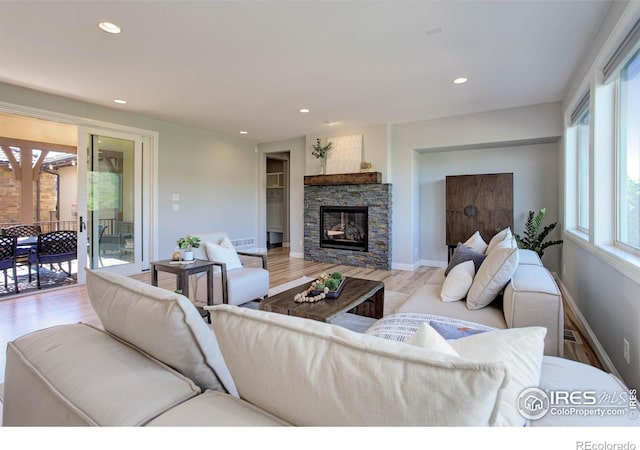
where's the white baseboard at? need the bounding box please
[289,251,304,259]
[554,275,622,379]
[391,262,418,271]
[419,259,447,268]
[391,260,446,271]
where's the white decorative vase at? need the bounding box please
[182,250,194,261]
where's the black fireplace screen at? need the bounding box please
[320,206,368,252]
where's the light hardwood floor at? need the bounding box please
[0,247,602,384]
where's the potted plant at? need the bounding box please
[176,235,201,261]
[514,208,563,258]
[312,138,332,174]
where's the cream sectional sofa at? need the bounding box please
[3,269,638,427]
[396,248,564,357]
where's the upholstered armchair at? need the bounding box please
[189,231,269,307]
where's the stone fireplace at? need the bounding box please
[320,206,368,252]
[304,173,391,270]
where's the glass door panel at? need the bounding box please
[77,128,146,282]
[88,135,136,268]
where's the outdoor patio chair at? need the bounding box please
[30,230,77,289]
[1,224,41,282]
[0,235,19,294]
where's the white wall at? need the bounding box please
[390,102,563,269]
[305,124,390,181]
[417,143,561,271]
[159,123,259,257]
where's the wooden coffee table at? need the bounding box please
[259,277,384,323]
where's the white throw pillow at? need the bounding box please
[467,239,519,310]
[440,260,475,303]
[464,231,488,254]
[485,227,512,255]
[205,238,243,271]
[405,322,460,356]
[84,268,238,397]
[449,326,547,426]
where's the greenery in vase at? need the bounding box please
[176,235,201,251]
[514,208,563,257]
[312,138,332,159]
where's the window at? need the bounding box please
[616,48,640,250]
[576,108,590,232]
[569,89,590,235]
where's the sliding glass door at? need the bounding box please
[76,128,150,281]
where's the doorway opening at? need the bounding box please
[266,153,290,249]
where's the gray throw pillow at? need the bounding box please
[445,243,487,276]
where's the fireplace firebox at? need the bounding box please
[320,206,368,252]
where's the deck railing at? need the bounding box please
[1,219,119,234]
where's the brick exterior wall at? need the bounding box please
[304,183,392,270]
[0,167,58,224]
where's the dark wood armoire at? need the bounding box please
[446,173,513,255]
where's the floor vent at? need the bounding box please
[564,329,577,342]
[231,237,255,248]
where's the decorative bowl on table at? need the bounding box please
[294,272,345,303]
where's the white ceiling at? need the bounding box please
[0,1,609,143]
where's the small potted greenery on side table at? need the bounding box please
[176,235,201,261]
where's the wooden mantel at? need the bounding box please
[304,172,382,186]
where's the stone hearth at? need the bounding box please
[304,174,391,270]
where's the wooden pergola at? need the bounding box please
[0,137,77,225]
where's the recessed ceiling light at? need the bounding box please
[114,99,127,104]
[98,21,121,34]
[299,108,310,113]
[453,77,468,84]
[239,131,248,135]
[324,121,339,126]
[425,27,443,37]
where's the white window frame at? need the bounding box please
[614,48,640,256]
[576,107,591,234]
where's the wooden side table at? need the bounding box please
[150,259,216,323]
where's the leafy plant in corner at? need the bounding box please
[514,208,563,258]
[312,138,332,159]
[176,235,201,251]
